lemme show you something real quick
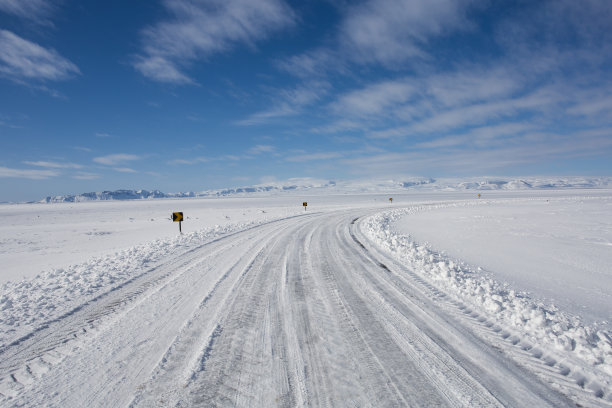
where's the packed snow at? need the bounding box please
[0,185,611,406]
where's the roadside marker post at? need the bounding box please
[172,212,184,233]
[389,197,393,203]
[303,202,307,211]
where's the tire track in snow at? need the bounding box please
[184,215,318,406]
[0,216,310,406]
[129,215,306,407]
[353,216,610,407]
[0,208,587,406]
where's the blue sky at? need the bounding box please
[1,0,611,202]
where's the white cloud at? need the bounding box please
[93,154,142,166]
[0,166,59,179]
[0,0,55,25]
[342,127,612,177]
[333,79,416,117]
[277,49,345,79]
[425,68,521,108]
[248,145,276,155]
[133,55,193,85]
[168,157,209,165]
[23,160,83,169]
[567,94,612,120]
[0,30,80,83]
[134,0,295,84]
[237,105,296,126]
[323,68,563,141]
[331,66,524,123]
[416,122,536,149]
[340,0,478,66]
[285,152,344,162]
[113,167,137,173]
[72,172,100,180]
[238,81,329,125]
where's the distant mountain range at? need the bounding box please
[40,177,612,203]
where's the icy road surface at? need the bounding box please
[0,208,597,407]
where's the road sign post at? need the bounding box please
[303,202,307,211]
[172,212,184,233]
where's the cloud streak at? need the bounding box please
[0,30,80,83]
[0,166,59,179]
[0,0,56,25]
[237,81,329,125]
[24,161,83,169]
[340,0,478,66]
[93,154,142,166]
[134,0,295,84]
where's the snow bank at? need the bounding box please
[0,218,279,349]
[361,205,612,380]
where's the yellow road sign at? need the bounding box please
[303,202,307,207]
[172,212,183,222]
[389,197,393,203]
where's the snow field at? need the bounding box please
[0,217,284,350]
[360,197,612,401]
[392,195,612,325]
[0,197,310,283]
[0,190,611,406]
[0,194,390,350]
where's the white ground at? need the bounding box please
[0,190,610,406]
[391,194,612,325]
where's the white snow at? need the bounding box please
[389,194,612,325]
[360,190,612,399]
[0,186,611,406]
[0,197,303,283]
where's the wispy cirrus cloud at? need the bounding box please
[285,152,344,162]
[113,167,137,173]
[247,145,276,155]
[332,79,416,117]
[168,153,245,165]
[416,122,536,149]
[238,81,330,125]
[277,48,346,79]
[168,157,209,165]
[93,153,142,166]
[0,166,59,179]
[0,0,56,26]
[340,0,479,67]
[0,30,80,84]
[279,0,481,78]
[23,160,83,169]
[72,172,100,180]
[134,0,296,84]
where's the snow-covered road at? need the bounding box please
[1,208,593,407]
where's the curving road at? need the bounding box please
[0,210,576,407]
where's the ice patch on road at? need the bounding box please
[0,217,282,349]
[361,206,612,383]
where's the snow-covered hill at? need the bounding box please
[41,189,171,203]
[41,176,612,203]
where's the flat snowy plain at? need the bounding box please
[0,189,610,406]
